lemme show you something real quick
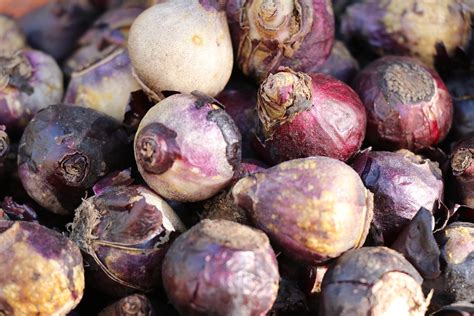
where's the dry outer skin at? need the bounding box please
[64,5,144,76]
[69,185,185,296]
[0,221,84,315]
[353,149,444,244]
[134,93,241,202]
[0,49,63,135]
[128,0,233,99]
[341,0,471,66]
[232,156,373,264]
[64,48,141,121]
[353,56,453,151]
[226,0,334,82]
[162,219,280,315]
[256,69,366,163]
[320,247,430,316]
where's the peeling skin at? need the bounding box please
[0,49,63,136]
[450,137,474,208]
[0,15,26,54]
[232,157,374,265]
[256,69,367,163]
[352,149,444,244]
[320,247,430,316]
[353,56,453,151]
[134,93,241,202]
[0,221,84,315]
[227,0,334,82]
[64,6,144,76]
[424,222,474,308]
[69,184,185,296]
[162,219,280,315]
[64,48,141,121]
[341,0,471,66]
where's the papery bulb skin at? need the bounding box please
[64,5,144,76]
[341,0,471,66]
[352,149,444,245]
[134,92,241,202]
[162,219,280,315]
[0,14,26,54]
[64,48,141,122]
[320,247,431,316]
[0,49,63,137]
[0,221,84,315]
[233,156,373,265]
[128,0,234,99]
[227,0,335,82]
[256,68,366,164]
[18,104,132,215]
[353,56,453,151]
[69,184,185,297]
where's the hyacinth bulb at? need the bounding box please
[0,49,63,136]
[233,156,373,265]
[128,0,233,99]
[341,0,471,66]
[353,56,453,151]
[255,68,366,164]
[226,0,335,82]
[134,92,241,202]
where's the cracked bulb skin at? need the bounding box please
[226,0,335,82]
[17,104,132,215]
[128,0,233,99]
[0,220,84,315]
[0,49,63,137]
[341,0,471,66]
[352,150,444,244]
[162,219,280,316]
[353,56,453,151]
[320,247,431,316]
[255,69,366,164]
[232,157,373,265]
[69,184,185,297]
[134,92,241,202]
